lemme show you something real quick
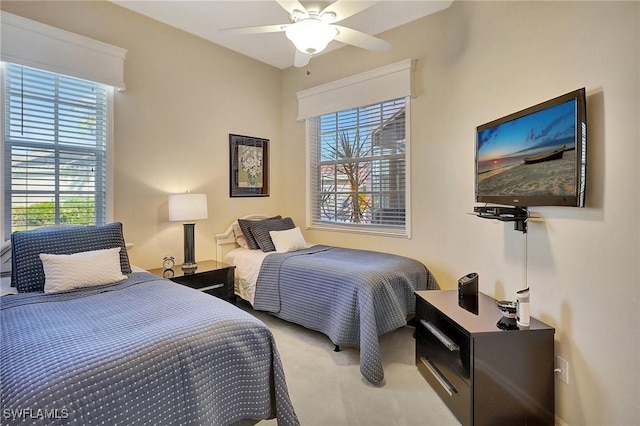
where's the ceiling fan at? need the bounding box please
[219,0,392,67]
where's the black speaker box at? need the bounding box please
[458,272,478,299]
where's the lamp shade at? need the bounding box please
[285,19,338,55]
[168,193,208,222]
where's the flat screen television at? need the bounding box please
[475,88,587,207]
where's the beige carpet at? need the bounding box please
[238,301,461,426]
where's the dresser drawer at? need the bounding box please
[416,296,472,384]
[172,269,233,299]
[417,341,471,426]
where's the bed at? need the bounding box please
[1,223,299,426]
[216,214,440,385]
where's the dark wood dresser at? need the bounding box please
[415,290,555,426]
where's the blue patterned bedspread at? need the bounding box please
[253,245,439,384]
[1,272,299,426]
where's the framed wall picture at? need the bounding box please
[229,134,269,197]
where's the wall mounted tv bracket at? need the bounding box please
[473,206,529,233]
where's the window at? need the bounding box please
[309,98,408,235]
[2,63,110,235]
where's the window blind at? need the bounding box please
[309,98,408,235]
[3,63,107,234]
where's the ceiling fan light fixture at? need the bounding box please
[319,11,337,23]
[285,18,338,55]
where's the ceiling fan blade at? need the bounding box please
[275,0,308,17]
[294,49,312,68]
[333,25,391,51]
[218,24,288,35]
[320,0,378,23]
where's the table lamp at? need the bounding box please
[168,193,208,270]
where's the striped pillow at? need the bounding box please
[251,217,295,252]
[237,216,281,250]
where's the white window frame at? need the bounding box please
[0,12,124,242]
[1,64,115,241]
[305,99,411,237]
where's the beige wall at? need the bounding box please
[1,0,285,269]
[2,1,639,425]
[282,1,640,425]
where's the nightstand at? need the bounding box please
[148,260,235,304]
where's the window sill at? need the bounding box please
[307,223,409,239]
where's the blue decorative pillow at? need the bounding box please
[11,222,131,293]
[251,217,296,252]
[238,215,281,250]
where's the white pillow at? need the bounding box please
[269,227,308,253]
[40,247,127,293]
[232,222,249,249]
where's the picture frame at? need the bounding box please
[229,134,269,197]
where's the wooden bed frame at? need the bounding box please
[215,213,268,261]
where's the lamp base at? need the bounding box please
[181,262,198,274]
[183,222,197,270]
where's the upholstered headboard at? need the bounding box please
[1,224,86,279]
[215,214,269,261]
[0,225,134,280]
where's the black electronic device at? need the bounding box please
[473,205,529,232]
[458,272,478,299]
[475,88,587,207]
[473,206,528,218]
[459,293,479,315]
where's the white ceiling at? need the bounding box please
[110,0,453,69]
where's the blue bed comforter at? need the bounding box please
[1,272,299,426]
[253,245,439,384]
